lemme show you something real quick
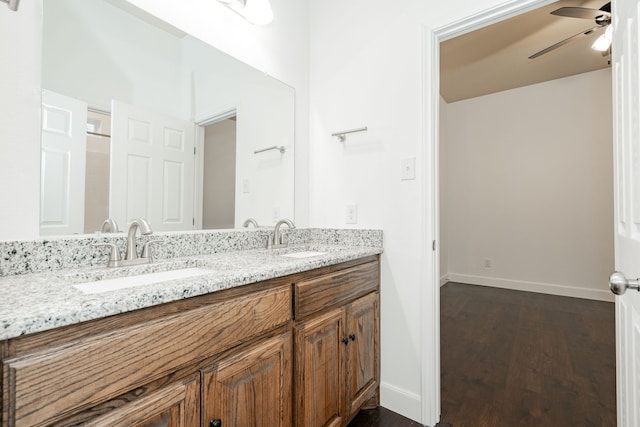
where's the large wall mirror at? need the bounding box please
[40,0,295,236]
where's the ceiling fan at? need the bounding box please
[529,2,612,59]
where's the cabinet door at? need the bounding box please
[84,375,199,427]
[344,292,379,418]
[202,332,292,427]
[294,309,345,427]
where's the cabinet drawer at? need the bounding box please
[2,284,291,427]
[294,261,379,319]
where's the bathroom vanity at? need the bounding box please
[0,229,382,427]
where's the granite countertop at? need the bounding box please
[0,243,382,341]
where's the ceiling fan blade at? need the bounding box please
[551,6,611,20]
[528,25,605,59]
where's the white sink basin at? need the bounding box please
[281,251,327,259]
[73,267,216,294]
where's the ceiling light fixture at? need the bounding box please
[217,0,273,25]
[1,0,19,11]
[592,25,613,51]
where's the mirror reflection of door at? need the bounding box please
[40,90,87,236]
[202,118,237,229]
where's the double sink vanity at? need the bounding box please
[0,227,382,427]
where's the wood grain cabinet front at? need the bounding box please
[1,284,291,427]
[82,375,200,427]
[344,292,379,420]
[294,309,345,427]
[201,332,293,427]
[293,260,380,427]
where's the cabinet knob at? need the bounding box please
[341,337,349,345]
[349,334,356,341]
[210,419,222,427]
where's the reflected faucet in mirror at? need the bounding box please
[100,218,119,233]
[243,218,259,228]
[268,219,295,249]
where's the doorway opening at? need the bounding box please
[427,0,616,424]
[202,117,237,229]
[84,109,111,233]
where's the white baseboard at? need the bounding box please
[379,381,422,424]
[444,272,615,302]
[440,274,449,287]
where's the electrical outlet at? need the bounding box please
[484,258,492,268]
[346,204,358,224]
[242,178,250,194]
[401,157,416,180]
[272,206,280,222]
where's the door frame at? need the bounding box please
[422,0,563,424]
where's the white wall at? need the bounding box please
[0,2,42,240]
[42,0,187,118]
[308,1,525,423]
[443,69,614,301]
[126,0,311,226]
[185,36,295,226]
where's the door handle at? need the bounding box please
[609,271,640,295]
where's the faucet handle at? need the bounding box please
[278,232,288,246]
[93,243,122,267]
[141,239,164,260]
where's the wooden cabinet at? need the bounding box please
[294,309,345,427]
[2,284,291,427]
[293,261,380,427]
[344,292,379,419]
[0,255,379,427]
[83,375,200,427]
[202,332,292,427]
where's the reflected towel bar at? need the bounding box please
[87,131,111,138]
[254,146,286,154]
[332,126,368,142]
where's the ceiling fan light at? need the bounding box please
[592,25,613,51]
[242,0,273,25]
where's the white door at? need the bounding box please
[610,1,640,426]
[40,90,87,236]
[110,100,195,232]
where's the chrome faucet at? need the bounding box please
[125,218,153,261]
[94,219,162,267]
[268,219,295,249]
[243,218,259,228]
[100,218,119,233]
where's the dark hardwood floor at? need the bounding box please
[348,282,616,427]
[348,407,425,426]
[441,282,616,426]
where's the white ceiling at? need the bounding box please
[440,0,612,103]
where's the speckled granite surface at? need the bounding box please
[0,229,382,340]
[0,228,382,276]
